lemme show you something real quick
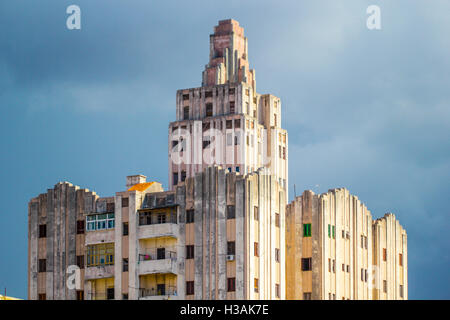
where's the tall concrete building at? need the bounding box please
[28,19,407,300]
[28,169,285,300]
[285,189,407,300]
[168,19,288,197]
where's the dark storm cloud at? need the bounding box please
[0,0,448,298]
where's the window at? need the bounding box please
[39,224,46,238]
[173,173,178,186]
[106,202,115,213]
[186,210,195,223]
[361,268,364,281]
[107,288,114,300]
[157,248,166,260]
[235,166,240,173]
[275,213,280,227]
[328,224,331,238]
[227,278,236,292]
[275,248,280,263]
[76,290,84,301]
[361,235,364,248]
[383,248,387,261]
[122,294,128,300]
[123,258,129,272]
[86,213,115,231]
[235,119,240,128]
[86,243,114,267]
[157,214,167,224]
[275,284,280,298]
[303,223,311,237]
[332,226,335,239]
[342,230,345,238]
[76,255,84,269]
[365,236,368,249]
[302,258,312,271]
[383,280,387,293]
[206,103,213,117]
[205,91,213,98]
[333,260,336,273]
[328,258,331,272]
[226,120,232,129]
[399,253,403,266]
[181,170,186,182]
[342,264,345,272]
[303,292,312,300]
[400,285,404,298]
[38,294,46,300]
[183,106,189,120]
[283,147,286,160]
[227,241,235,255]
[123,222,129,236]
[365,269,368,282]
[229,88,235,95]
[38,259,46,273]
[347,265,350,273]
[203,139,211,149]
[254,206,259,221]
[186,245,194,259]
[77,220,85,234]
[254,278,259,293]
[245,89,250,96]
[227,205,235,219]
[254,242,259,257]
[186,281,195,295]
[346,232,350,239]
[230,101,235,114]
[122,197,129,208]
[183,94,189,101]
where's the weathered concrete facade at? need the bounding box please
[168,19,288,197]
[29,168,284,300]
[286,189,407,300]
[28,182,99,300]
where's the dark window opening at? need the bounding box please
[186,245,194,259]
[227,205,235,219]
[39,224,46,238]
[302,258,312,271]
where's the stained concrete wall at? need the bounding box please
[286,189,406,300]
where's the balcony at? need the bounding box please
[139,286,178,300]
[137,250,177,275]
[138,223,179,240]
[84,265,114,280]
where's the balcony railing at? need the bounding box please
[139,249,177,262]
[139,286,177,298]
[139,212,177,226]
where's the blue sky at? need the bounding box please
[0,0,449,299]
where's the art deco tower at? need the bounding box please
[168,19,288,197]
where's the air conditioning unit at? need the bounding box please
[226,255,235,261]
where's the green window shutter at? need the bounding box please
[332,226,335,239]
[303,224,311,237]
[328,224,330,238]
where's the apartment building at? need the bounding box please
[168,19,288,195]
[285,189,407,300]
[28,167,285,300]
[27,19,407,300]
